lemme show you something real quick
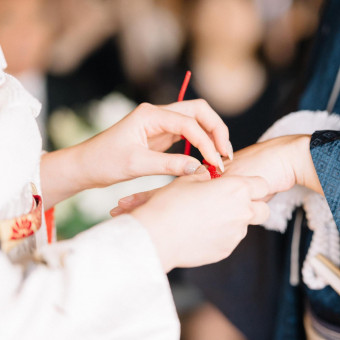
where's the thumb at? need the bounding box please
[143,150,202,177]
[192,165,211,181]
[179,165,211,182]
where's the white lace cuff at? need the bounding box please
[258,110,340,290]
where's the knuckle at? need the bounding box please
[164,157,175,173]
[262,203,270,220]
[196,98,210,109]
[126,149,140,176]
[185,118,200,132]
[138,102,154,112]
[240,226,248,239]
[197,98,208,106]
[164,156,183,174]
[244,207,255,222]
[236,182,250,197]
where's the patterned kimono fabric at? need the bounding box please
[273,1,340,339]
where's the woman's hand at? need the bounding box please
[222,135,322,195]
[124,166,270,272]
[41,99,232,209]
[80,99,232,187]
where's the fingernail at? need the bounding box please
[119,195,135,205]
[184,162,200,175]
[216,153,225,173]
[226,141,233,161]
[194,165,208,174]
[110,206,124,217]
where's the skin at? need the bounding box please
[111,134,323,270]
[41,99,232,209]
[113,134,323,218]
[221,135,323,195]
[40,99,271,272]
[130,166,270,272]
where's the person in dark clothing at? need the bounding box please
[184,1,340,339]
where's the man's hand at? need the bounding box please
[222,135,322,195]
[128,166,270,272]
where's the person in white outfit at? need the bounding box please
[0,47,270,340]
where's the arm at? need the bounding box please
[0,215,179,339]
[309,130,340,228]
[1,168,270,338]
[41,100,232,209]
[221,110,340,227]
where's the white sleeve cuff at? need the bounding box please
[258,110,340,233]
[258,110,340,290]
[0,214,180,339]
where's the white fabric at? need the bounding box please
[0,66,180,339]
[0,72,42,220]
[0,215,180,340]
[17,70,48,147]
[0,45,7,85]
[259,110,340,289]
[0,69,46,258]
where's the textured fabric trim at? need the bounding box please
[310,131,340,229]
[258,110,340,290]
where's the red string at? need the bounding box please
[178,70,191,102]
[202,160,221,178]
[178,71,192,155]
[178,72,220,179]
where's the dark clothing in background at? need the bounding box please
[185,1,340,339]
[47,39,127,114]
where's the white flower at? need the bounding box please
[89,92,136,130]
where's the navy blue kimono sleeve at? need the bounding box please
[310,130,340,230]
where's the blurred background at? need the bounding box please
[0,0,324,338]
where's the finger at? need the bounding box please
[138,150,202,176]
[242,176,270,200]
[118,190,157,209]
[110,206,126,217]
[152,109,221,168]
[262,193,275,202]
[249,201,270,225]
[174,165,211,184]
[161,100,232,159]
[190,165,211,181]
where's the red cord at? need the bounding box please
[202,160,221,179]
[178,72,219,179]
[178,70,191,102]
[178,71,192,155]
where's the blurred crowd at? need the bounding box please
[0,0,325,339]
[1,0,322,110]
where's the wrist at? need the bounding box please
[131,208,175,273]
[290,134,322,193]
[285,134,307,187]
[291,135,310,186]
[41,146,89,208]
[76,130,127,189]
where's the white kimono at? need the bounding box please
[0,61,179,339]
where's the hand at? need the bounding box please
[41,99,232,208]
[128,166,270,272]
[78,99,232,187]
[110,189,158,217]
[222,135,322,195]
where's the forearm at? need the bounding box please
[41,146,88,209]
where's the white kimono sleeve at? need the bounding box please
[0,214,180,340]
